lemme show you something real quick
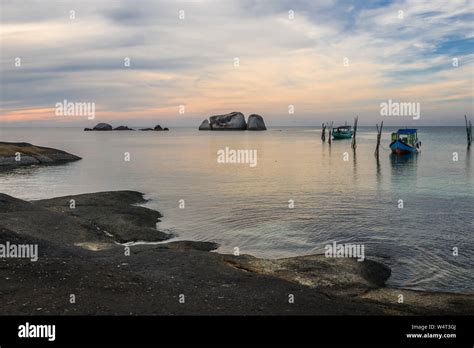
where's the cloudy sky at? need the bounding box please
[1,0,473,126]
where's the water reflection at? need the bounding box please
[466,147,471,179]
[390,152,418,168]
[352,148,357,179]
[375,154,382,186]
[389,153,418,187]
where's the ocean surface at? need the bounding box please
[0,126,472,293]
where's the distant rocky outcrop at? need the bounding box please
[92,123,113,131]
[199,112,266,131]
[114,126,134,131]
[85,123,169,131]
[247,114,267,130]
[0,142,81,169]
[199,119,212,130]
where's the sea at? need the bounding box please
[0,126,472,293]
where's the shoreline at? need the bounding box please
[0,190,472,315]
[0,142,81,170]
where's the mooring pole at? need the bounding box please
[466,115,472,149]
[470,120,473,149]
[328,122,333,145]
[351,116,358,150]
[321,123,326,142]
[375,121,383,157]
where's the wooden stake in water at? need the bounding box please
[375,121,383,157]
[328,122,333,145]
[321,123,326,142]
[351,116,358,150]
[466,115,472,149]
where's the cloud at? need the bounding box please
[1,0,473,126]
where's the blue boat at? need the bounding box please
[390,129,421,155]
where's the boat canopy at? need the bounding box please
[335,125,351,129]
[397,129,417,134]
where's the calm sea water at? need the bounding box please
[0,126,472,293]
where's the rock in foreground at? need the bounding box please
[1,190,472,315]
[0,142,81,169]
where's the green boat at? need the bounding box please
[332,125,353,139]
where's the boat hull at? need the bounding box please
[390,139,418,155]
[332,132,352,139]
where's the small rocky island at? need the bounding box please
[0,142,81,169]
[199,112,267,130]
[84,123,169,131]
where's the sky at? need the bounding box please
[1,0,473,127]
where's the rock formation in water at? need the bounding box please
[198,112,267,131]
[114,126,134,131]
[199,119,212,130]
[92,123,113,131]
[247,114,267,130]
[209,112,247,130]
[84,124,169,131]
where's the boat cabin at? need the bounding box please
[334,125,352,133]
[391,129,418,146]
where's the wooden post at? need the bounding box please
[321,123,326,142]
[470,120,473,149]
[328,122,333,145]
[466,115,472,149]
[351,116,358,150]
[375,121,383,157]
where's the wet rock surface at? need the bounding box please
[0,191,472,315]
[0,142,81,170]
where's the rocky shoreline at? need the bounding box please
[0,190,472,315]
[0,142,81,170]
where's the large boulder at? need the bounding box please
[92,123,113,131]
[209,112,246,130]
[247,114,267,130]
[198,119,211,130]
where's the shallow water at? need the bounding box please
[0,126,472,293]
